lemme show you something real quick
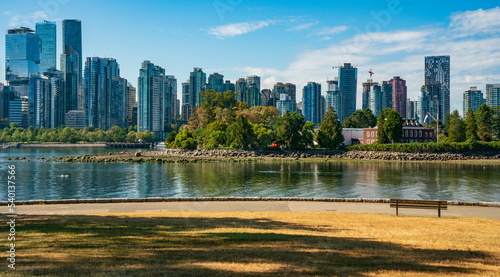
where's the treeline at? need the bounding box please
[0,124,156,143]
[166,90,344,150]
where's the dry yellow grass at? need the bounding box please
[2,211,499,276]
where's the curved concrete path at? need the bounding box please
[12,201,500,219]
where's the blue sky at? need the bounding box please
[1,0,499,114]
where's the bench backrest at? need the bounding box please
[390,199,448,210]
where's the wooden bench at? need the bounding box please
[390,199,448,217]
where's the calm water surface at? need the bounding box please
[1,148,499,202]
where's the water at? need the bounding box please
[1,148,500,202]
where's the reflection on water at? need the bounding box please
[1,148,499,202]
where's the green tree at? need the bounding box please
[253,123,273,150]
[107,126,127,142]
[465,108,479,142]
[376,108,392,144]
[165,131,177,145]
[226,115,255,150]
[343,109,377,128]
[445,110,466,142]
[206,131,226,149]
[202,121,227,147]
[174,130,197,150]
[126,131,137,143]
[492,107,500,139]
[475,104,493,141]
[384,110,403,143]
[275,111,311,150]
[317,107,344,149]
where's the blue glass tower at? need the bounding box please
[5,27,40,98]
[36,21,56,75]
[61,20,82,113]
[338,63,357,123]
[138,60,166,132]
[302,82,322,124]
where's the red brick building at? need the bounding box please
[359,120,436,144]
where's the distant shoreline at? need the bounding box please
[17,143,108,148]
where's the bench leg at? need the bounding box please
[438,207,441,217]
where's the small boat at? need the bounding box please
[59,174,71,178]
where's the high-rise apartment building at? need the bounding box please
[273,82,285,101]
[45,69,66,128]
[380,81,393,113]
[189,67,206,109]
[181,81,192,121]
[302,82,321,124]
[362,79,374,111]
[338,63,357,122]
[261,89,274,107]
[28,74,50,128]
[407,99,416,120]
[36,21,56,74]
[235,78,248,103]
[326,78,341,117]
[389,76,407,118]
[61,20,82,113]
[138,61,167,132]
[85,57,121,130]
[425,56,450,123]
[246,75,261,92]
[223,80,235,93]
[164,75,177,127]
[126,84,136,127]
[486,84,500,108]
[368,82,382,117]
[276,93,294,116]
[416,84,440,124]
[207,73,224,93]
[246,84,261,108]
[463,87,485,115]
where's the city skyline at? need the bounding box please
[0,1,499,115]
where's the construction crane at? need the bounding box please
[368,69,375,77]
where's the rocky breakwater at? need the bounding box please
[49,149,500,163]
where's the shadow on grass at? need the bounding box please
[12,214,496,276]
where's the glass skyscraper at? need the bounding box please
[302,82,322,124]
[189,67,206,109]
[138,60,166,132]
[389,76,407,118]
[36,21,56,75]
[326,79,342,118]
[486,84,500,108]
[338,63,357,123]
[425,56,450,123]
[5,27,40,97]
[207,73,224,93]
[463,87,485,116]
[61,20,82,112]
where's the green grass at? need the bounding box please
[3,211,500,276]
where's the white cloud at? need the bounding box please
[316,26,350,36]
[449,7,500,37]
[3,11,11,15]
[287,22,316,31]
[207,20,277,39]
[8,11,48,28]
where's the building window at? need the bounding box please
[371,132,374,137]
[405,130,408,137]
[419,130,422,137]
[366,132,370,138]
[425,132,428,138]
[430,132,433,138]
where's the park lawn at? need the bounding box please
[4,211,500,276]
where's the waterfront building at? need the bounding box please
[389,76,407,118]
[407,99,416,120]
[246,84,261,108]
[45,69,66,128]
[463,87,485,115]
[261,89,274,107]
[284,83,296,104]
[65,110,86,129]
[164,75,177,127]
[302,82,321,124]
[85,57,121,130]
[61,19,82,113]
[416,84,440,124]
[338,63,357,122]
[127,84,136,127]
[326,79,342,117]
[138,60,166,132]
[5,27,40,97]
[1,86,16,122]
[8,97,28,128]
[235,78,248,104]
[368,82,382,117]
[360,120,435,144]
[246,75,261,92]
[181,81,192,121]
[486,84,500,108]
[362,79,374,111]
[36,21,56,74]
[273,82,285,102]
[223,80,235,93]
[425,56,450,123]
[28,74,50,128]
[189,67,206,109]
[207,73,224,93]
[276,93,294,116]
